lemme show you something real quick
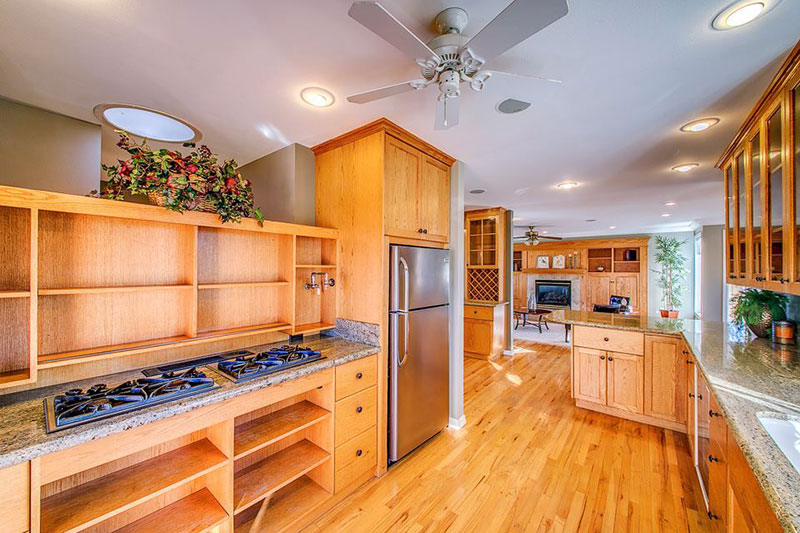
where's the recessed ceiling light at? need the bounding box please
[585,219,596,222]
[665,201,677,206]
[609,226,617,229]
[680,118,720,133]
[93,104,201,143]
[513,216,522,222]
[300,87,335,107]
[712,1,775,30]
[672,163,699,173]
[469,189,486,194]
[557,181,579,190]
[662,213,671,217]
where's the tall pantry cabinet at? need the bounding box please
[312,118,455,475]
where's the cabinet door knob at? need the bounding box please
[356,406,363,413]
[708,511,720,520]
[603,337,609,342]
[423,229,428,234]
[356,449,363,457]
[688,393,695,398]
[600,355,606,360]
[708,454,719,463]
[709,409,721,418]
[418,228,424,233]
[607,356,614,362]
[356,372,363,379]
[686,360,693,365]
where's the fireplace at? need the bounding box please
[535,280,572,308]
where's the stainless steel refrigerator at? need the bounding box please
[389,245,450,464]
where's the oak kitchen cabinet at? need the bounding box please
[384,135,450,243]
[719,41,800,294]
[644,335,686,425]
[464,304,505,360]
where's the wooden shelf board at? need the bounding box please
[0,290,30,299]
[198,281,289,289]
[39,285,193,296]
[520,268,585,275]
[295,264,336,269]
[233,439,329,514]
[41,438,227,533]
[233,476,330,533]
[111,488,228,533]
[292,322,336,335]
[234,400,330,460]
[38,322,292,369]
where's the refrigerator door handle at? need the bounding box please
[398,312,409,367]
[399,256,409,313]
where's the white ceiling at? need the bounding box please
[1,0,798,236]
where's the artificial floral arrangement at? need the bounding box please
[98,131,263,224]
[731,288,788,338]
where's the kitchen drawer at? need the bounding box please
[573,325,643,355]
[465,305,494,321]
[335,386,376,446]
[335,427,377,492]
[709,393,728,461]
[336,355,377,401]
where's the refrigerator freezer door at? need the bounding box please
[390,245,450,312]
[390,304,449,462]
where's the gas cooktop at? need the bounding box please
[44,367,217,433]
[215,345,324,383]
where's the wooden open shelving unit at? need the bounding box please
[0,185,339,390]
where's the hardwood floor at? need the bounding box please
[307,341,710,532]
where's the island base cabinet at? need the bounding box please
[572,347,606,404]
[572,347,643,414]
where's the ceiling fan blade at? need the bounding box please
[434,96,460,130]
[485,70,562,84]
[539,236,563,240]
[348,2,439,63]
[347,79,428,104]
[462,0,568,64]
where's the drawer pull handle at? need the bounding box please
[709,409,721,418]
[708,454,719,463]
[356,372,363,379]
[603,337,609,342]
[356,449,363,457]
[600,356,606,360]
[356,406,363,413]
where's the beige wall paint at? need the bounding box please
[239,143,315,225]
[0,97,101,194]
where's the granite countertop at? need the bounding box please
[552,310,800,532]
[0,335,379,469]
[465,300,509,307]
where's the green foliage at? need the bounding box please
[100,131,263,225]
[651,235,688,311]
[730,288,788,327]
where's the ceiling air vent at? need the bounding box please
[497,98,531,114]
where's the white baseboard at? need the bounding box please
[448,415,467,430]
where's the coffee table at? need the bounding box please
[514,308,551,333]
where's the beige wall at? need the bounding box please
[0,97,101,194]
[239,143,315,225]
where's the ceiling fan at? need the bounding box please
[514,225,563,246]
[346,0,568,129]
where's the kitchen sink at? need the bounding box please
[757,414,800,474]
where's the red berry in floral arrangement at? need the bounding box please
[225,177,237,189]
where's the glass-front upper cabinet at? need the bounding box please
[725,164,736,279]
[736,152,747,279]
[766,106,784,283]
[749,132,763,283]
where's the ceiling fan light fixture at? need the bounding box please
[93,104,201,143]
[680,118,720,132]
[300,87,335,107]
[497,98,531,114]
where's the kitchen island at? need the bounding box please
[0,334,379,533]
[552,309,800,532]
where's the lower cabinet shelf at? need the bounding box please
[112,488,228,533]
[234,400,330,460]
[234,475,331,533]
[233,439,330,514]
[41,438,228,533]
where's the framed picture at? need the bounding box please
[552,255,565,269]
[536,255,550,269]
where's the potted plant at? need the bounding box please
[652,235,687,318]
[99,131,263,224]
[731,288,788,338]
